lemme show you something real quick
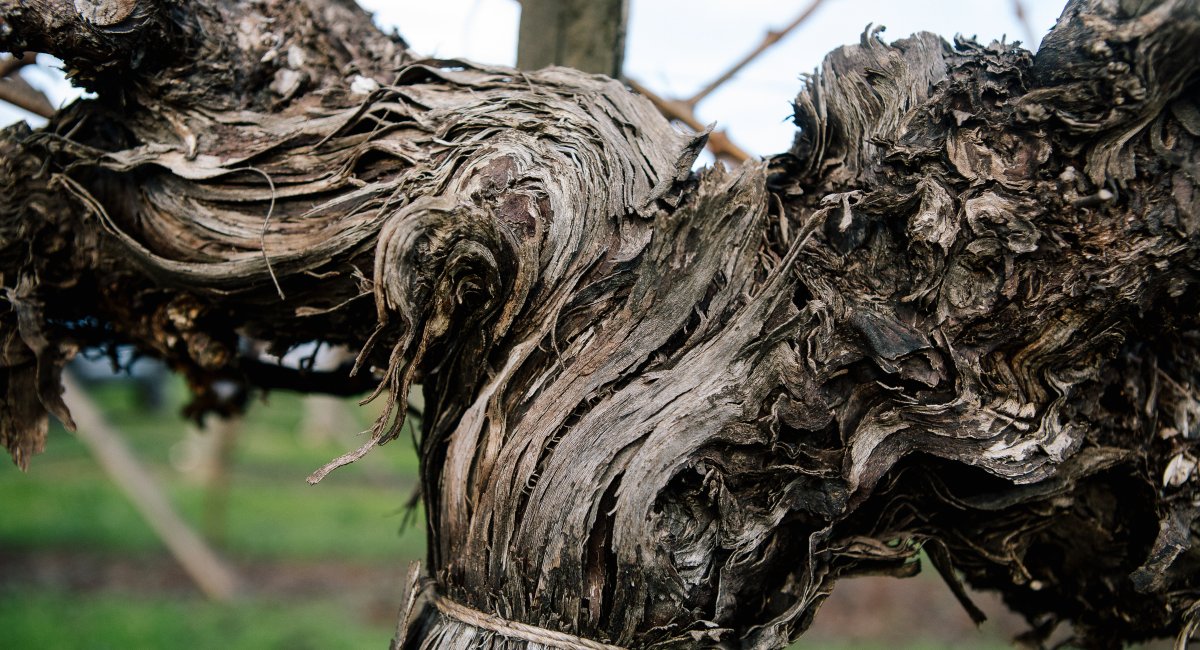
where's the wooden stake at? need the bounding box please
[62,374,242,602]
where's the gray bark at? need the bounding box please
[517,0,628,77]
[1,0,1198,648]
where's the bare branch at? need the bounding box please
[0,74,54,118]
[625,76,751,163]
[0,52,37,79]
[685,0,826,107]
[1012,0,1039,47]
[627,1,827,163]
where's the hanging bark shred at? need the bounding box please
[0,0,1198,647]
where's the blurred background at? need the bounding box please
[3,1,1158,648]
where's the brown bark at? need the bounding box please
[2,0,1199,648]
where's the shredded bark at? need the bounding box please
[1,0,1198,647]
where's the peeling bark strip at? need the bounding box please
[1,0,1199,647]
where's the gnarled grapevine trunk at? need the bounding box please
[2,1,1198,647]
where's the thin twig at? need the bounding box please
[1012,0,1038,49]
[627,1,826,163]
[685,0,826,107]
[0,52,54,118]
[624,77,751,163]
[237,166,285,300]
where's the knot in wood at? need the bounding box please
[74,0,137,27]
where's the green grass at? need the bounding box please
[0,464,425,560]
[0,589,394,650]
[0,377,425,561]
[0,375,422,648]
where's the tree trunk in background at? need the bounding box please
[1,1,1198,648]
[517,0,628,77]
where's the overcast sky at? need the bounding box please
[4,0,1067,159]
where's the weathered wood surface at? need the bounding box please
[1,0,1198,647]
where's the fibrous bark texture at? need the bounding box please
[2,0,1199,648]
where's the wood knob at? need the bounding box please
[74,0,137,27]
